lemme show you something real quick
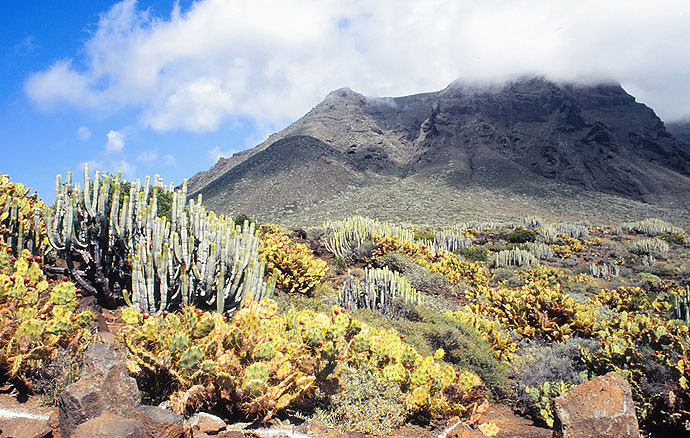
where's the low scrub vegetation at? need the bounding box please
[2,168,690,437]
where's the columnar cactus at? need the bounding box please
[420,230,472,254]
[588,263,620,278]
[491,248,538,269]
[46,164,275,313]
[675,287,690,324]
[0,175,45,255]
[323,216,415,259]
[338,266,422,316]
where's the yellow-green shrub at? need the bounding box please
[0,246,93,387]
[120,300,488,424]
[372,236,492,288]
[259,227,328,295]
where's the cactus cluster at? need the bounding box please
[372,235,492,288]
[588,263,620,279]
[445,308,518,362]
[525,242,554,260]
[466,277,599,342]
[674,287,690,324]
[0,175,46,256]
[628,238,670,258]
[121,299,487,423]
[258,226,328,295]
[538,225,559,243]
[491,248,538,269]
[338,267,422,316]
[46,164,275,313]
[550,234,586,259]
[323,216,415,260]
[555,222,590,240]
[522,216,545,228]
[418,230,472,254]
[0,244,93,389]
[577,301,690,432]
[523,381,575,428]
[460,259,690,434]
[622,218,684,236]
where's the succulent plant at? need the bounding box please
[45,164,275,313]
[120,298,487,424]
[179,346,205,375]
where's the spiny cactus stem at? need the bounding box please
[64,240,98,297]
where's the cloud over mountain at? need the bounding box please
[25,0,690,136]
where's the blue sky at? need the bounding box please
[2,0,690,202]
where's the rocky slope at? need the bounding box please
[667,119,690,146]
[187,77,690,226]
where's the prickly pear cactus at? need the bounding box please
[259,227,328,295]
[120,298,488,424]
[0,243,94,389]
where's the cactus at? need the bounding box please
[522,216,545,228]
[323,216,415,260]
[523,381,574,428]
[121,298,488,424]
[338,267,422,316]
[0,175,46,256]
[674,287,690,324]
[253,341,277,361]
[628,238,669,258]
[621,218,683,236]
[555,222,590,240]
[588,263,620,278]
[179,346,205,375]
[168,332,190,355]
[46,164,275,314]
[193,314,215,338]
[242,362,270,396]
[258,227,328,295]
[0,242,94,388]
[525,242,554,260]
[538,225,559,244]
[491,249,538,269]
[421,230,472,254]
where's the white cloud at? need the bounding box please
[105,130,125,154]
[208,145,235,163]
[136,150,158,162]
[164,154,176,166]
[77,126,91,141]
[24,0,690,126]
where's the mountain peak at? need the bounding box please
[187,79,690,226]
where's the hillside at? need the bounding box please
[188,77,690,227]
[668,119,690,146]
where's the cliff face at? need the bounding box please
[187,77,690,225]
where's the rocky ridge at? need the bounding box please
[187,77,690,226]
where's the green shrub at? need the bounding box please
[416,307,510,398]
[454,246,488,262]
[314,365,405,436]
[649,262,676,278]
[512,338,598,389]
[377,253,455,297]
[513,338,598,428]
[329,256,347,269]
[414,232,435,241]
[233,213,252,227]
[660,233,688,245]
[507,228,538,244]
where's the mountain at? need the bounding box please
[667,119,690,146]
[187,77,690,227]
